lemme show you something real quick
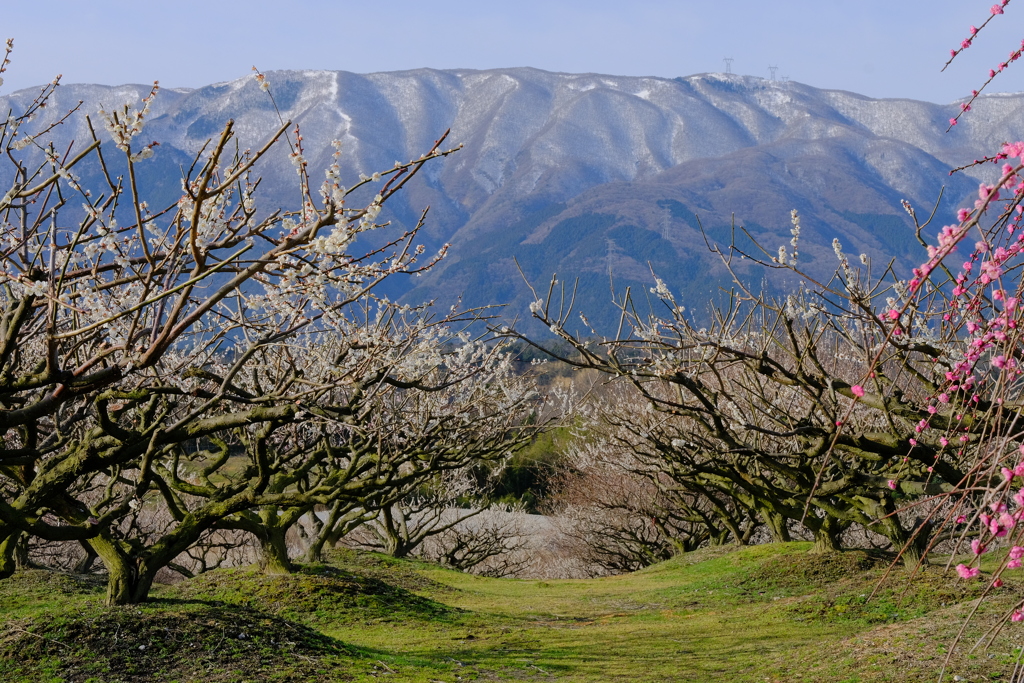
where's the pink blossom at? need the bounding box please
[991,516,1015,536]
[1014,460,1024,477]
[956,515,967,524]
[938,225,959,247]
[994,578,1004,588]
[1014,488,1024,507]
[887,480,897,490]
[851,385,865,397]
[1010,546,1024,560]
[1004,467,1016,481]
[939,393,950,404]
[940,437,950,447]
[1004,141,1024,159]
[992,4,1005,15]
[972,539,989,555]
[957,564,981,579]
[1013,610,1024,622]
[1010,559,1024,570]
[886,309,900,321]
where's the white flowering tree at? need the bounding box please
[547,384,763,575]
[508,207,978,567]
[339,461,530,571]
[0,46,540,604]
[216,332,539,574]
[70,319,538,587]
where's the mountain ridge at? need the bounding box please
[1,68,1013,329]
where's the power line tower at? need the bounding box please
[723,57,734,74]
[768,65,779,81]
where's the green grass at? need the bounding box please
[2,543,1023,682]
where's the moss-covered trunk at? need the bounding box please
[88,534,155,605]
[871,514,924,569]
[763,511,791,543]
[0,532,18,580]
[807,515,846,554]
[73,540,99,574]
[259,524,294,575]
[302,502,368,565]
[810,530,842,554]
[303,531,329,565]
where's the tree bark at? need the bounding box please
[763,511,791,543]
[73,540,99,574]
[88,534,139,605]
[13,532,31,569]
[808,515,846,554]
[0,533,18,579]
[871,514,924,569]
[259,524,294,575]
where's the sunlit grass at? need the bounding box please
[2,543,1023,682]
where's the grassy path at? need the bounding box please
[2,543,1021,682]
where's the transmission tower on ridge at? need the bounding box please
[768,65,779,81]
[723,57,734,74]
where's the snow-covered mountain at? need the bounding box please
[3,68,1017,329]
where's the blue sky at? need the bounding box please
[2,1,1020,103]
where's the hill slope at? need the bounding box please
[1,70,1012,328]
[1,544,1021,682]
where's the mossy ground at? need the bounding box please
[2,543,1022,682]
